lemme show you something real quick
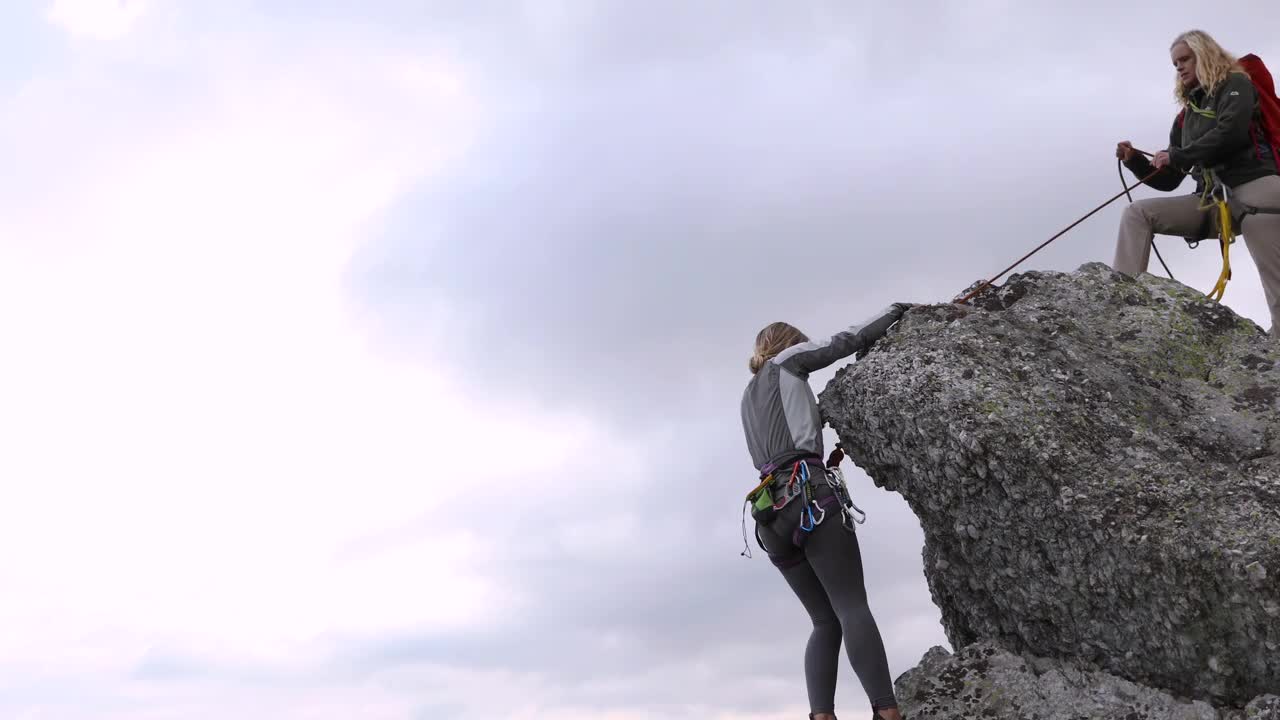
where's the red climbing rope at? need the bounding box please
[954,151,1168,305]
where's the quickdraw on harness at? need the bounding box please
[1190,169,1237,302]
[739,447,867,558]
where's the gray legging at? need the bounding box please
[755,473,898,714]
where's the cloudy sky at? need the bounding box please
[2,1,1278,718]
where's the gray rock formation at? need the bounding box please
[896,641,1219,719]
[819,263,1280,712]
[1240,695,1280,719]
[897,642,1280,719]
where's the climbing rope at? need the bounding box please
[954,147,1244,305]
[1118,156,1175,281]
[954,160,1166,304]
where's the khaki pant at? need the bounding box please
[1112,174,1280,334]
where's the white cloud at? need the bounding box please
[15,4,1277,718]
[46,0,150,40]
[0,9,621,714]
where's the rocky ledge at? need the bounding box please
[896,641,1280,719]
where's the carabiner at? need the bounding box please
[799,498,819,532]
[810,500,826,526]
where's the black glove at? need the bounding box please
[825,444,845,468]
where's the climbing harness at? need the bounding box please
[1194,175,1280,300]
[739,447,866,559]
[740,458,817,558]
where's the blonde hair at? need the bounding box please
[749,322,808,374]
[1171,30,1245,105]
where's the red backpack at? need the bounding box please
[1176,54,1280,166]
[1240,54,1280,164]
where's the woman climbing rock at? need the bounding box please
[740,303,913,720]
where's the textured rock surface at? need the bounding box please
[1240,695,1280,719]
[820,263,1280,706]
[895,641,1219,719]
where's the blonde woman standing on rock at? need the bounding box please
[1113,29,1280,332]
[740,303,914,720]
